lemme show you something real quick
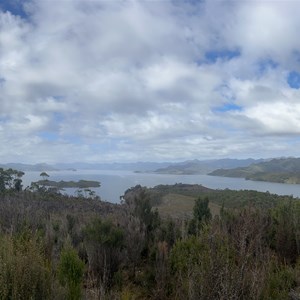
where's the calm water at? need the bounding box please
[22,170,300,203]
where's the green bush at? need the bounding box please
[262,263,296,300]
[58,246,84,300]
[0,234,51,300]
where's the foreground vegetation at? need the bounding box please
[0,169,300,299]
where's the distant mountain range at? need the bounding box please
[153,158,264,175]
[209,157,300,184]
[0,159,266,173]
[52,162,172,171]
[3,158,300,185]
[0,163,57,172]
[0,162,172,172]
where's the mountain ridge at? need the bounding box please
[154,158,265,175]
[209,157,300,184]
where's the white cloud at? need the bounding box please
[242,102,300,134]
[1,0,300,163]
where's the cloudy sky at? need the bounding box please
[1,0,300,163]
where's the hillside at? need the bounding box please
[153,193,221,219]
[154,158,263,174]
[124,183,290,217]
[209,157,300,184]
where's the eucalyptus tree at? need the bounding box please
[0,168,24,192]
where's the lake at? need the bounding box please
[22,170,300,203]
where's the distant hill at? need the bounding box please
[209,157,300,184]
[154,158,263,175]
[0,163,57,172]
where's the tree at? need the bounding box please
[271,200,299,263]
[193,196,212,223]
[133,189,160,240]
[40,172,50,181]
[188,197,212,235]
[83,218,124,289]
[13,178,23,192]
[0,168,7,193]
[0,168,24,193]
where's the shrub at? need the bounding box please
[58,246,84,300]
[0,234,51,299]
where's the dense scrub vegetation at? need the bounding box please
[0,169,300,299]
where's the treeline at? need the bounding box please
[0,171,299,299]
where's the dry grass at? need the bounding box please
[154,193,220,219]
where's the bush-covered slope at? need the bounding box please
[209,157,300,184]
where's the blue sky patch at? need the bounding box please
[39,132,59,142]
[287,71,300,89]
[53,112,64,123]
[258,59,278,75]
[0,116,9,123]
[213,103,242,113]
[53,95,65,101]
[0,0,29,18]
[205,49,241,63]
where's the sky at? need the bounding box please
[1,0,300,164]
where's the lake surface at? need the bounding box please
[22,170,300,203]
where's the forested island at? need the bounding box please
[0,167,299,299]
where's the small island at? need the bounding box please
[35,179,101,189]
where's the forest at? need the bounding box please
[0,168,299,299]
